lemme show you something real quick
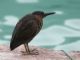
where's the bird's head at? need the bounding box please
[32,11,55,18]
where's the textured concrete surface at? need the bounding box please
[0,45,80,60]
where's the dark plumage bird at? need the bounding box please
[10,11,55,54]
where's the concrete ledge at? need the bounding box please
[0,45,80,60]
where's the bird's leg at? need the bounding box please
[21,43,30,55]
[22,43,39,55]
[24,43,30,54]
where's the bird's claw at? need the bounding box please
[21,49,39,55]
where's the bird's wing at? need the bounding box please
[11,20,37,41]
[10,19,38,50]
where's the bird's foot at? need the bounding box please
[21,49,39,55]
[30,48,39,55]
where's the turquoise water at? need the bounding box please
[0,0,80,52]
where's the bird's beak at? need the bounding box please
[44,12,55,17]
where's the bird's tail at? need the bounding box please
[10,40,22,51]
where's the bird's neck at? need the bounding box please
[34,15,43,29]
[34,15,43,21]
